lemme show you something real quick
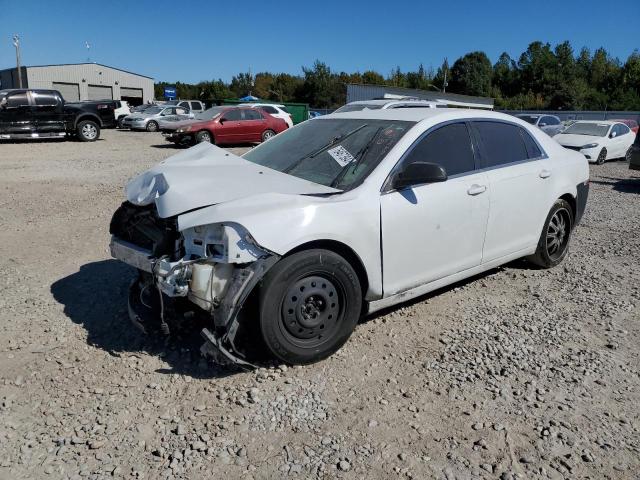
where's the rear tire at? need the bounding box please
[625,146,632,162]
[596,148,607,165]
[527,199,573,269]
[195,130,213,144]
[259,249,362,364]
[262,129,276,142]
[146,121,159,132]
[76,120,100,142]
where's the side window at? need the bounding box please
[163,108,175,115]
[402,123,475,177]
[178,101,188,109]
[32,92,58,106]
[222,109,242,121]
[262,106,277,114]
[543,116,559,126]
[472,121,529,168]
[6,92,29,107]
[244,109,262,120]
[190,101,201,110]
[519,128,542,158]
[617,124,630,136]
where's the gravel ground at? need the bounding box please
[0,129,639,480]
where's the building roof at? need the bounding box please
[0,63,153,79]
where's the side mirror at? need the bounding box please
[538,122,547,127]
[610,131,617,138]
[392,162,447,190]
[219,117,227,124]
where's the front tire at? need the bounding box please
[76,120,100,142]
[195,130,213,143]
[596,148,607,165]
[527,199,573,269]
[146,121,159,132]
[625,146,632,162]
[259,249,362,364]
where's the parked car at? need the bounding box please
[628,129,640,170]
[334,99,445,113]
[109,109,589,365]
[164,99,205,114]
[308,111,323,119]
[515,114,563,136]
[0,88,115,141]
[121,106,191,132]
[610,118,639,134]
[238,103,293,128]
[555,120,636,164]
[131,103,157,113]
[162,105,287,145]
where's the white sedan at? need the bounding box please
[555,120,636,164]
[109,109,589,365]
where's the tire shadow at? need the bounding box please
[50,260,241,379]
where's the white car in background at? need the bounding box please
[334,99,446,113]
[238,103,293,128]
[110,109,589,365]
[515,114,563,137]
[555,120,636,164]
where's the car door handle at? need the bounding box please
[539,169,552,179]
[467,184,487,195]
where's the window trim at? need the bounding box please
[381,118,548,193]
[381,119,479,193]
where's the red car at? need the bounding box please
[610,118,638,134]
[163,106,288,145]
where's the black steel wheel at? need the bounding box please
[259,249,362,364]
[527,199,573,268]
[596,148,607,165]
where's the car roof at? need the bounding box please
[323,108,515,123]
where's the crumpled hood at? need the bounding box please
[125,142,340,218]
[555,133,602,147]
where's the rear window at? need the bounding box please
[6,92,29,107]
[472,121,529,168]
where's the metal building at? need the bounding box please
[0,63,154,105]
[347,84,494,109]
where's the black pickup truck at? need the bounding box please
[0,89,116,142]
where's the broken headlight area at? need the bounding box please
[110,203,278,367]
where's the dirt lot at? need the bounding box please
[0,129,639,480]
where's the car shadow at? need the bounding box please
[590,176,640,194]
[150,142,257,150]
[50,260,242,379]
[362,266,505,323]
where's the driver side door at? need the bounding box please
[380,122,490,295]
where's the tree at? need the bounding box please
[230,72,254,97]
[449,52,492,96]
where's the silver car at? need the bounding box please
[121,106,192,132]
[515,114,563,137]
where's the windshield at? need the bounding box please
[517,115,539,125]
[563,122,610,136]
[334,104,384,113]
[243,118,414,190]
[195,107,225,120]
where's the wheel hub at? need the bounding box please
[282,276,339,340]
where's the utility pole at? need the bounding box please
[442,57,448,93]
[86,42,91,62]
[13,34,22,88]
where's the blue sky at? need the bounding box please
[1,0,638,83]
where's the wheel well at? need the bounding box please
[75,115,101,128]
[560,193,576,221]
[287,240,369,296]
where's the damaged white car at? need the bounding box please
[110,109,589,365]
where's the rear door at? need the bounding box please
[0,91,33,136]
[611,124,631,157]
[241,108,266,141]
[470,120,553,262]
[31,90,65,135]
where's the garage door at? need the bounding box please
[52,82,80,102]
[88,85,113,100]
[120,87,143,99]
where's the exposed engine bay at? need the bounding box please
[109,201,279,367]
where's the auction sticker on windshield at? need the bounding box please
[327,145,356,167]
